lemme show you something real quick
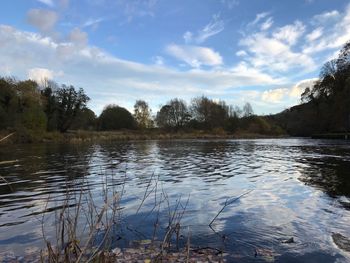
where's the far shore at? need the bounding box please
[0,129,290,144]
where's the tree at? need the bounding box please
[56,85,90,132]
[71,108,97,130]
[243,102,253,117]
[190,96,228,129]
[133,100,153,129]
[168,98,191,129]
[0,77,95,134]
[233,106,242,118]
[15,79,47,132]
[301,87,313,103]
[41,81,59,131]
[98,104,136,130]
[155,98,190,130]
[41,84,90,132]
[299,41,350,132]
[0,77,18,129]
[336,40,350,73]
[0,78,48,135]
[156,105,173,129]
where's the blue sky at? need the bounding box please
[0,0,349,115]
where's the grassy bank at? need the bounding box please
[1,129,288,144]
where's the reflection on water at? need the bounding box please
[0,139,350,262]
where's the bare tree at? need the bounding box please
[243,102,253,117]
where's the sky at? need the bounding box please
[0,0,350,115]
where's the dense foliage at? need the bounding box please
[274,41,350,136]
[98,104,136,130]
[0,78,91,138]
[42,83,90,132]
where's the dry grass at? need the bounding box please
[35,170,227,263]
[0,128,289,144]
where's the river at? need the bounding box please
[0,138,350,262]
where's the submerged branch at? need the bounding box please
[209,189,253,227]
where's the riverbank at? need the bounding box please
[0,129,288,144]
[312,133,350,140]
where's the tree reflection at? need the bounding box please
[298,156,350,198]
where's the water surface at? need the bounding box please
[1,138,350,262]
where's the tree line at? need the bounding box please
[273,40,350,136]
[0,78,285,138]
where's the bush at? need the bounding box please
[98,104,136,130]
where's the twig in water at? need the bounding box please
[0,132,15,143]
[0,175,14,192]
[209,189,253,226]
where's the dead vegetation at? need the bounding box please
[34,170,228,263]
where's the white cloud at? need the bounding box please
[183,14,224,44]
[236,50,247,57]
[241,4,350,75]
[117,0,159,23]
[26,9,58,32]
[28,68,54,84]
[152,56,164,66]
[36,0,54,7]
[221,0,239,9]
[262,88,288,103]
[273,21,305,45]
[0,65,12,75]
[68,28,88,47]
[230,62,285,84]
[261,78,318,103]
[183,31,193,43]
[289,78,318,98]
[166,44,223,67]
[306,27,323,42]
[303,4,350,54]
[312,10,340,24]
[242,13,314,73]
[83,17,106,28]
[0,25,284,114]
[239,32,315,72]
[248,12,270,27]
[196,14,224,43]
[261,17,273,31]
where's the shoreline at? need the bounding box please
[0,130,289,144]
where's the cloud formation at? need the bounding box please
[166,44,223,67]
[68,28,88,47]
[239,32,315,72]
[2,2,350,115]
[36,0,54,7]
[261,78,318,103]
[183,14,224,44]
[220,0,239,9]
[303,4,350,54]
[273,21,305,45]
[0,25,283,113]
[26,9,58,32]
[28,67,54,84]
